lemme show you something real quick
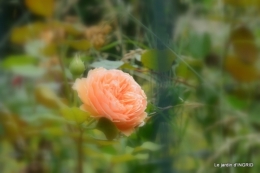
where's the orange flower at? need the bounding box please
[72,67,147,136]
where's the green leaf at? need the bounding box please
[42,126,64,137]
[120,63,137,70]
[142,141,161,150]
[90,60,124,69]
[101,145,117,155]
[226,95,248,110]
[111,154,136,163]
[61,107,91,124]
[134,153,149,160]
[188,33,211,59]
[133,141,161,153]
[141,49,176,72]
[99,41,120,51]
[96,117,118,140]
[84,135,118,146]
[125,146,134,154]
[80,56,94,63]
[23,113,66,125]
[111,153,148,163]
[125,146,149,159]
[175,58,202,80]
[1,55,37,69]
[88,129,107,140]
[10,65,45,78]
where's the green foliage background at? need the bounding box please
[1,0,260,173]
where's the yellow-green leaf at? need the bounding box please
[225,55,259,82]
[224,0,260,7]
[66,40,91,51]
[176,58,202,81]
[25,0,54,17]
[141,49,176,72]
[230,26,258,64]
[120,63,137,70]
[111,154,136,163]
[61,107,91,124]
[1,55,37,69]
[35,86,66,109]
[175,156,196,171]
[10,22,46,44]
[42,126,64,137]
[40,43,57,56]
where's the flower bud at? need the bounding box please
[69,55,85,77]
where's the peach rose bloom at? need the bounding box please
[72,67,147,136]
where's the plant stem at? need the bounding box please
[58,45,70,101]
[77,129,84,173]
[73,91,78,106]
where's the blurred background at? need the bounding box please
[1,0,260,173]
